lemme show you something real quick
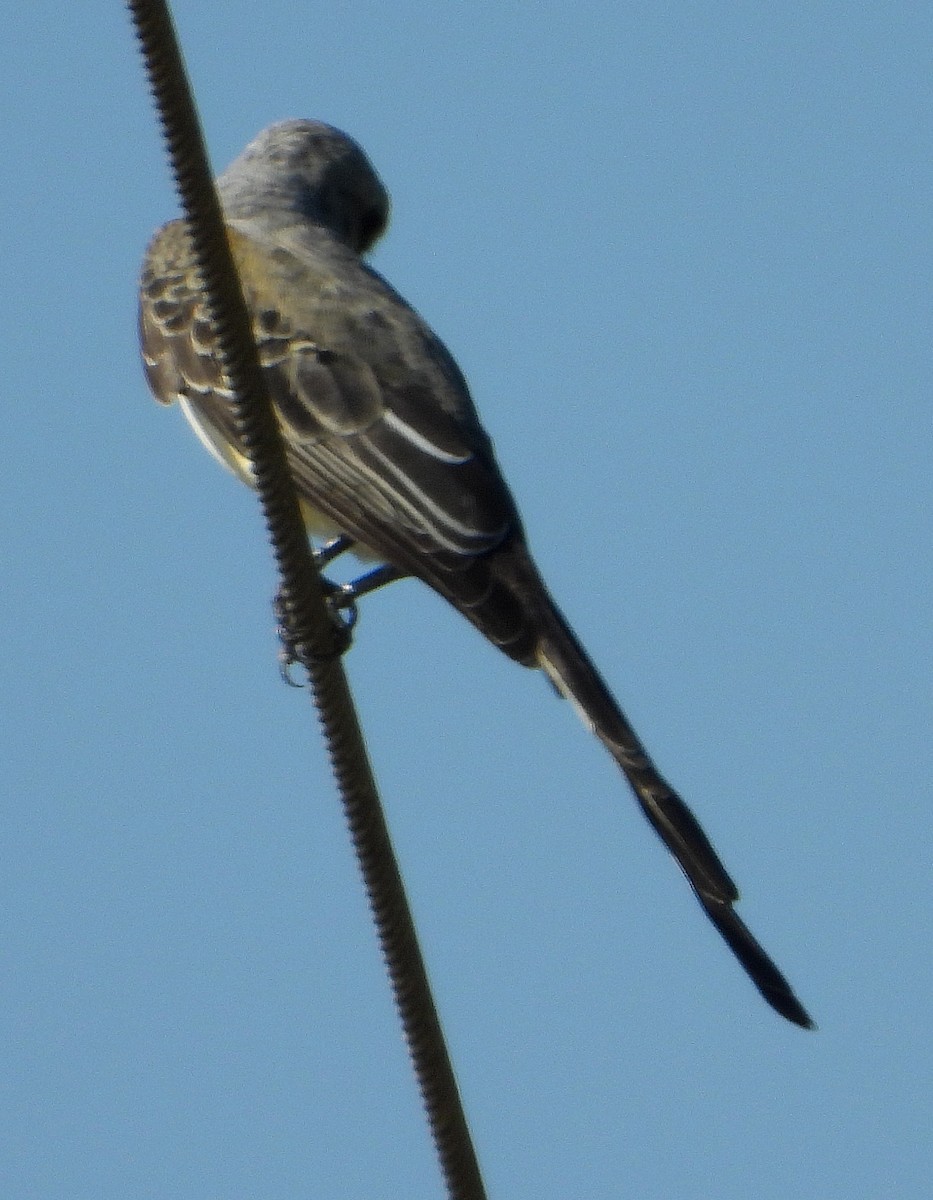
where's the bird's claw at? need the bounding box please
[274,580,356,683]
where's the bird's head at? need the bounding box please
[217,119,390,254]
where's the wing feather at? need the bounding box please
[139,219,519,565]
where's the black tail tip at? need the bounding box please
[768,989,816,1030]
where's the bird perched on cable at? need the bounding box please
[139,119,812,1027]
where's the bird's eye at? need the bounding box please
[357,206,386,250]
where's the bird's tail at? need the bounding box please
[492,544,813,1028]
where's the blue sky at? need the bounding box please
[3,3,931,1197]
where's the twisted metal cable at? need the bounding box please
[127,3,487,1196]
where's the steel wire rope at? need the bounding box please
[127,4,488,1196]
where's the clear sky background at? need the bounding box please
[3,4,931,1197]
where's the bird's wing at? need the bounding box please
[140,220,520,576]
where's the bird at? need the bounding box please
[139,119,812,1028]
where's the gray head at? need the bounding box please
[216,119,390,254]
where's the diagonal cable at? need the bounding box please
[126,3,488,1196]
